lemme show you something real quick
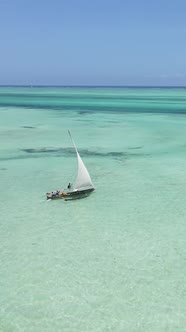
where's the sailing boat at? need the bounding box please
[46,131,95,201]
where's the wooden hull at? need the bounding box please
[46,188,95,201]
[63,188,95,201]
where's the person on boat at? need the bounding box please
[67,183,71,189]
[61,191,69,197]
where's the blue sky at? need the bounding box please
[0,0,186,86]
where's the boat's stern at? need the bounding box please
[46,190,66,200]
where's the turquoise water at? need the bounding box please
[0,87,186,331]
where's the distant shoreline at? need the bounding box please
[0,85,186,88]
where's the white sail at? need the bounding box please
[74,151,94,190]
[68,131,94,190]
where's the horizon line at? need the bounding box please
[0,85,186,88]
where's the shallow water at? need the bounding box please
[0,87,186,331]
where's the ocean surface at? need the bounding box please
[0,87,186,331]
